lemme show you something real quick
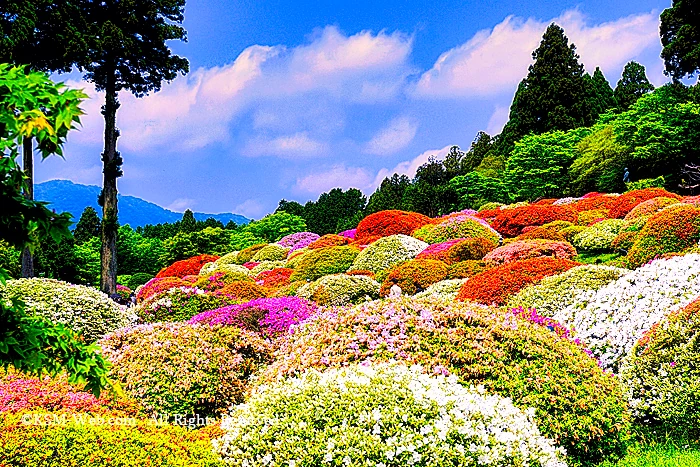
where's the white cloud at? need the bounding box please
[166,198,196,212]
[373,145,453,187]
[486,105,509,135]
[414,9,660,98]
[244,132,328,158]
[234,199,267,220]
[364,117,418,155]
[294,165,376,194]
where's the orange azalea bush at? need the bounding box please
[624,196,681,220]
[577,209,609,226]
[456,257,580,305]
[155,254,219,278]
[355,210,433,240]
[378,259,449,296]
[491,205,577,237]
[219,280,268,301]
[255,267,294,289]
[571,195,618,213]
[446,237,498,263]
[483,239,577,265]
[517,225,566,241]
[608,188,682,219]
[306,234,350,249]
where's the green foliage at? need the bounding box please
[403,157,460,217]
[299,188,367,235]
[615,61,655,110]
[73,236,100,286]
[660,0,700,81]
[0,240,20,278]
[625,176,666,192]
[297,273,380,306]
[117,225,166,276]
[572,219,626,251]
[289,246,359,282]
[73,206,101,245]
[450,171,509,209]
[161,227,233,265]
[570,126,629,194]
[136,287,238,323]
[245,212,307,243]
[365,173,410,214]
[351,235,428,274]
[32,233,78,283]
[586,67,617,117]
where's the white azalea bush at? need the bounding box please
[414,278,467,300]
[250,260,287,276]
[506,265,628,317]
[552,255,700,372]
[351,234,428,274]
[252,243,290,262]
[199,261,250,277]
[297,273,380,306]
[214,363,567,467]
[572,219,625,251]
[0,278,135,341]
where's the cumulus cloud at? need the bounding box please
[486,105,510,135]
[244,132,329,158]
[414,9,660,98]
[234,199,267,220]
[166,198,196,212]
[364,117,418,155]
[373,145,453,187]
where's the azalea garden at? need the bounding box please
[2,0,700,466]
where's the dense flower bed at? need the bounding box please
[456,257,580,306]
[254,267,294,289]
[355,210,433,240]
[251,243,289,262]
[190,297,317,338]
[491,205,578,237]
[215,363,567,467]
[624,196,680,220]
[136,286,241,322]
[414,238,467,262]
[572,219,625,251]
[193,270,252,292]
[249,260,286,275]
[235,243,268,264]
[276,231,320,253]
[100,322,273,418]
[447,260,488,279]
[483,239,577,265]
[306,234,350,249]
[608,188,682,219]
[289,245,360,282]
[264,297,630,465]
[136,276,190,302]
[379,259,449,296]
[199,261,250,277]
[413,278,467,300]
[338,228,357,239]
[155,254,219,278]
[351,235,428,274]
[626,204,700,267]
[620,296,700,429]
[507,265,628,318]
[552,255,700,371]
[576,209,609,225]
[446,237,498,262]
[218,281,268,301]
[571,195,618,212]
[296,274,380,306]
[0,278,135,342]
[412,214,501,245]
[517,225,567,241]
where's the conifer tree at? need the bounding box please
[73,207,102,245]
[661,0,700,81]
[587,67,617,116]
[614,61,655,110]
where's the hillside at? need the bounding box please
[34,180,250,228]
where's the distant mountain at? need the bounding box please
[34,180,250,228]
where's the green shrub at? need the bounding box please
[0,239,20,278]
[447,260,487,279]
[100,322,273,418]
[126,272,153,290]
[251,244,290,262]
[560,225,587,242]
[446,237,498,262]
[625,176,666,192]
[235,243,268,264]
[412,216,501,245]
[214,251,240,266]
[413,278,468,300]
[379,259,448,296]
[289,246,359,282]
[249,260,287,276]
[0,278,135,342]
[572,219,626,251]
[193,270,253,292]
[351,235,428,274]
[296,274,380,306]
[136,287,239,323]
[611,216,650,252]
[199,261,250,277]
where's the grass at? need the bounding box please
[574,251,622,265]
[600,443,700,467]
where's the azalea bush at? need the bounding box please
[413,215,501,245]
[620,297,700,431]
[255,267,294,289]
[215,363,567,467]
[560,225,587,242]
[156,254,219,278]
[608,188,682,219]
[218,281,268,301]
[136,276,190,302]
[576,209,609,226]
[446,237,498,262]
[413,278,467,300]
[571,195,618,213]
[193,270,253,292]
[507,265,628,318]
[199,261,251,277]
[306,234,350,249]
[355,210,433,240]
[265,297,630,465]
[100,322,273,418]
[415,238,468,262]
[289,246,360,282]
[456,257,580,306]
[624,196,680,220]
[250,243,289,262]
[276,231,320,253]
[0,278,135,342]
[296,274,381,306]
[552,255,700,371]
[491,205,578,237]
[518,225,567,241]
[483,239,577,265]
[136,286,240,323]
[235,243,268,264]
[249,260,287,276]
[351,235,428,274]
[447,260,488,279]
[379,259,449,296]
[572,219,625,251]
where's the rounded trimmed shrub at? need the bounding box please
[125,272,153,290]
[611,216,650,252]
[576,209,609,226]
[456,257,580,306]
[136,276,189,302]
[355,210,433,240]
[415,238,468,263]
[624,196,680,220]
[572,219,626,251]
[506,265,629,318]
[379,259,449,296]
[447,260,487,279]
[412,215,501,245]
[100,322,273,418]
[219,281,268,301]
[351,235,428,274]
[296,273,380,306]
[413,278,467,300]
[214,251,240,266]
[483,240,577,265]
[289,245,360,282]
[265,297,630,465]
[626,204,700,267]
[235,243,268,264]
[0,278,135,342]
[276,231,320,253]
[250,243,289,262]
[517,226,567,242]
[193,270,253,292]
[255,267,294,289]
[156,254,219,278]
[306,234,350,249]
[608,188,682,219]
[249,260,287,276]
[215,362,567,467]
[571,195,618,213]
[136,286,242,323]
[446,237,498,262]
[560,225,587,242]
[491,205,578,237]
[199,261,251,277]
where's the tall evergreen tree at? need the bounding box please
[587,67,617,117]
[180,209,197,233]
[660,0,700,81]
[366,174,411,214]
[497,24,591,157]
[73,207,101,245]
[614,61,655,110]
[464,132,494,173]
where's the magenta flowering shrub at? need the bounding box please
[190,297,317,338]
[415,238,468,262]
[276,232,320,253]
[338,228,357,239]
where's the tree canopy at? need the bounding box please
[660,0,700,81]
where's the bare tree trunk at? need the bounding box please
[100,74,120,295]
[21,137,34,278]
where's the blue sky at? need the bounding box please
[36,0,672,219]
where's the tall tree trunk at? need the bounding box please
[100,74,120,295]
[21,137,34,278]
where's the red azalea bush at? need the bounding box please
[483,240,577,266]
[447,260,488,279]
[571,195,618,212]
[415,238,468,262]
[155,254,219,279]
[446,237,498,263]
[307,234,350,249]
[136,277,189,302]
[378,259,449,296]
[534,198,557,205]
[242,261,260,270]
[608,188,682,219]
[355,210,433,240]
[193,270,253,292]
[517,226,566,242]
[456,257,580,305]
[624,196,681,220]
[491,205,578,237]
[255,268,294,289]
[345,269,376,279]
[350,235,383,248]
[476,208,502,221]
[219,281,268,302]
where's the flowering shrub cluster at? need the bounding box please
[483,239,577,265]
[249,260,286,275]
[136,286,240,322]
[379,259,449,296]
[296,273,380,306]
[251,243,289,262]
[276,231,320,253]
[215,363,567,467]
[255,267,294,289]
[235,243,268,264]
[193,270,252,292]
[413,278,467,300]
[507,265,628,318]
[608,188,682,219]
[289,245,360,281]
[572,219,625,251]
[306,233,350,249]
[199,261,250,277]
[155,254,219,278]
[265,297,630,464]
[413,214,501,245]
[552,255,700,371]
[100,322,273,418]
[215,251,240,266]
[351,234,428,274]
[447,260,488,279]
[355,210,433,240]
[136,276,189,302]
[576,209,609,225]
[446,237,498,262]
[620,296,700,429]
[338,228,357,239]
[457,257,580,306]
[624,196,680,220]
[219,280,268,301]
[414,238,467,262]
[626,204,700,267]
[491,205,578,237]
[560,225,587,242]
[190,297,317,338]
[518,225,567,241]
[0,278,135,342]
[571,195,618,212]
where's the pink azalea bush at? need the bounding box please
[483,239,577,265]
[277,232,320,253]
